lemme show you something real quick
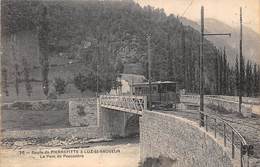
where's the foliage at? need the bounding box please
[38,5,50,96]
[54,78,66,95]
[73,73,88,93]
[23,58,32,96]
[1,68,9,96]
[15,64,20,96]
[2,0,260,97]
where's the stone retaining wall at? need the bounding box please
[69,98,97,127]
[1,98,100,139]
[180,95,260,117]
[140,110,239,167]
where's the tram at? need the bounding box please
[131,81,180,109]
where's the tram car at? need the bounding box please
[131,81,180,109]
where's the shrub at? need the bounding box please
[54,78,67,95]
[73,73,88,93]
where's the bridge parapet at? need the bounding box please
[99,95,147,115]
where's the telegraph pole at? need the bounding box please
[147,35,152,110]
[239,7,243,113]
[199,6,231,126]
[199,6,204,126]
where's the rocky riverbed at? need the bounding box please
[1,137,140,167]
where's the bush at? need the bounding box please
[54,78,67,95]
[73,73,88,93]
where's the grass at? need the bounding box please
[1,108,70,131]
[2,82,96,103]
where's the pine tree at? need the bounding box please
[253,63,258,97]
[215,54,219,94]
[167,33,174,81]
[240,56,245,96]
[235,55,239,96]
[23,58,32,96]
[223,48,227,94]
[181,28,187,90]
[2,68,9,96]
[219,53,223,94]
[15,64,20,96]
[257,65,260,96]
[245,60,253,97]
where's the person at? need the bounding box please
[47,80,57,99]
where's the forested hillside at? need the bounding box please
[1,0,260,97]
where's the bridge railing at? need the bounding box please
[99,95,147,115]
[199,111,252,167]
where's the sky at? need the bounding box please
[135,0,260,34]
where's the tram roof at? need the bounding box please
[132,81,177,86]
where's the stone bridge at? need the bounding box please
[98,95,252,167]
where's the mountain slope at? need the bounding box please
[2,0,251,95]
[180,17,260,65]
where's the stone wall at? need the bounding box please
[2,98,100,139]
[140,110,239,167]
[1,98,99,128]
[100,108,127,138]
[69,98,97,127]
[98,105,139,138]
[180,95,259,117]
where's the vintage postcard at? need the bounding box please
[0,0,260,167]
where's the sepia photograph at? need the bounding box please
[0,0,260,166]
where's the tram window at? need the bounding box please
[145,87,149,94]
[158,84,165,93]
[152,86,157,93]
[167,83,176,92]
[135,87,141,95]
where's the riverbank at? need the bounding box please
[1,137,140,167]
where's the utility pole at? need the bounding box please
[199,6,204,127]
[199,6,231,127]
[147,35,152,110]
[239,7,243,113]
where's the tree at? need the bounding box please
[240,55,245,96]
[38,6,50,96]
[23,58,32,96]
[235,55,239,95]
[223,48,227,94]
[2,68,9,96]
[74,73,88,94]
[115,58,124,74]
[245,60,253,97]
[219,54,223,94]
[54,78,66,95]
[2,0,241,97]
[253,63,258,97]
[15,64,20,96]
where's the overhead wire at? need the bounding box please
[181,0,194,17]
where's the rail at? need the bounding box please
[99,95,147,115]
[199,111,253,167]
